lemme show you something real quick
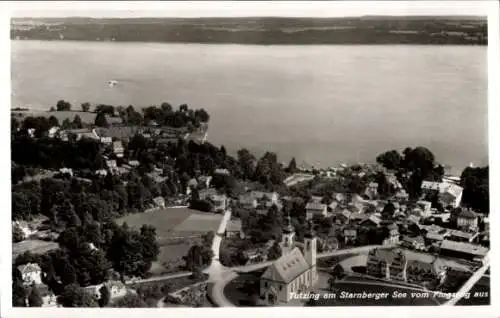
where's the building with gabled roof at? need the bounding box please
[305,202,327,219]
[454,208,479,231]
[421,181,463,208]
[112,140,124,158]
[447,229,478,243]
[439,240,488,260]
[366,248,447,284]
[400,235,426,251]
[226,219,244,239]
[260,218,318,304]
[17,262,42,285]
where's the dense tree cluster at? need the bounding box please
[241,205,283,244]
[15,221,159,296]
[57,284,98,307]
[183,232,214,272]
[12,137,105,171]
[115,103,209,128]
[376,147,444,199]
[460,166,489,214]
[56,100,72,111]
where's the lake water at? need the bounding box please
[11,41,488,174]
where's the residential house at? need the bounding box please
[211,194,228,212]
[328,201,338,212]
[198,176,212,189]
[360,215,382,229]
[343,227,357,244]
[27,128,36,138]
[42,293,58,307]
[13,221,35,239]
[333,193,346,204]
[238,194,258,210]
[406,215,421,227]
[394,189,409,201]
[214,168,230,176]
[199,188,218,201]
[455,208,479,231]
[406,257,447,285]
[439,240,488,261]
[319,236,339,252]
[128,160,140,167]
[100,136,113,144]
[85,280,127,301]
[425,232,445,245]
[365,182,378,199]
[226,219,244,239]
[366,248,447,284]
[48,126,60,138]
[59,168,73,177]
[305,202,328,220]
[153,196,166,209]
[95,169,108,177]
[251,191,280,206]
[17,263,42,285]
[310,196,323,203]
[334,209,351,225]
[186,178,198,195]
[421,181,463,208]
[401,236,426,251]
[366,248,406,281]
[447,230,478,243]
[67,128,100,141]
[112,141,124,158]
[383,223,400,246]
[416,201,432,217]
[106,160,117,169]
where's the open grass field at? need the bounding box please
[12,110,122,124]
[116,208,222,275]
[13,239,59,257]
[115,207,201,237]
[174,213,222,233]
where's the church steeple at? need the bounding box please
[281,211,295,252]
[283,212,294,234]
[304,219,318,284]
[304,219,316,239]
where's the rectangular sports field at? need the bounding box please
[115,207,222,237]
[116,208,222,275]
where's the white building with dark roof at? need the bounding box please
[455,208,479,231]
[17,263,42,285]
[421,181,463,208]
[305,202,327,219]
[259,218,318,304]
[226,219,244,239]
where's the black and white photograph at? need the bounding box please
[2,0,498,315]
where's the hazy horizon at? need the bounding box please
[8,1,490,19]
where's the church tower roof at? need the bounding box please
[304,219,316,238]
[283,212,295,234]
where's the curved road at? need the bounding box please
[205,218,394,308]
[443,252,490,306]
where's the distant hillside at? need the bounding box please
[11,16,487,45]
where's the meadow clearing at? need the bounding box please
[116,207,223,275]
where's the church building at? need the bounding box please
[259,216,318,304]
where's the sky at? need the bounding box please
[8,1,490,18]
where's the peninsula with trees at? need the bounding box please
[11,16,487,45]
